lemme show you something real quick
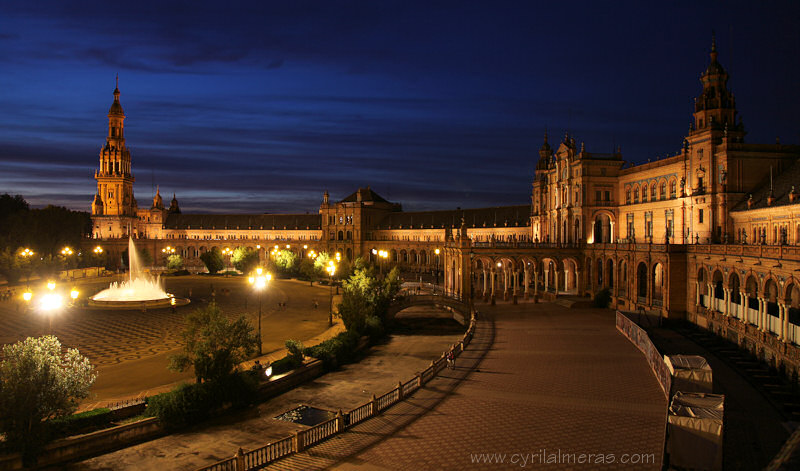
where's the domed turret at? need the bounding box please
[168,193,181,214]
[152,186,164,209]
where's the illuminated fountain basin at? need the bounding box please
[88,237,190,310]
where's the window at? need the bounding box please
[339,216,343,224]
[604,191,610,201]
[670,181,677,198]
[596,190,601,203]
[642,187,647,202]
[633,188,639,203]
[626,189,631,204]
[659,183,666,200]
[651,184,657,199]
[698,209,704,224]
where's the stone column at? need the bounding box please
[695,281,701,306]
[565,269,571,293]
[533,270,539,296]
[544,270,549,292]
[575,270,581,296]
[758,297,766,331]
[778,302,787,341]
[490,269,496,297]
[482,270,488,297]
[590,220,596,243]
[740,290,748,322]
[610,221,615,243]
[706,283,713,310]
[723,288,731,316]
[554,270,560,295]
[512,270,518,296]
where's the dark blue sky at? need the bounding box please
[1,1,798,214]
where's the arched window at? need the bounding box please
[626,189,631,204]
[633,187,639,203]
[659,182,666,200]
[337,230,344,241]
[650,184,657,200]
[670,180,677,198]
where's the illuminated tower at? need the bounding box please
[91,78,138,238]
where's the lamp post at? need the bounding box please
[248,267,271,356]
[434,248,441,294]
[19,248,34,287]
[326,261,336,326]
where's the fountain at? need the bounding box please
[88,237,190,310]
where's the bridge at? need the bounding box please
[387,294,470,325]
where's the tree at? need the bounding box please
[337,266,402,333]
[167,254,184,270]
[0,248,22,284]
[232,247,259,274]
[200,248,224,274]
[298,257,317,284]
[0,336,96,464]
[273,249,297,277]
[168,303,258,383]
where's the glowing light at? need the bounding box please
[47,281,56,291]
[435,248,440,255]
[39,293,63,311]
[248,276,255,284]
[70,289,79,300]
[497,262,502,267]
[303,245,308,249]
[372,249,377,254]
[61,247,73,256]
[93,246,103,254]
[23,291,32,301]
[256,267,263,275]
[265,366,273,377]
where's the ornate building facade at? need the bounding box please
[88,40,800,380]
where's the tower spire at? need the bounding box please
[710,31,718,62]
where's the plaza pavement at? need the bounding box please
[0,276,339,407]
[257,302,668,470]
[69,307,464,470]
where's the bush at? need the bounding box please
[146,373,258,430]
[364,316,385,342]
[47,408,112,439]
[593,288,612,308]
[167,269,190,276]
[303,330,362,371]
[285,339,304,367]
[270,355,296,375]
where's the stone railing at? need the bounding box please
[687,243,800,261]
[198,304,478,471]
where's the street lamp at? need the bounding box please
[434,248,441,294]
[19,248,34,287]
[222,247,233,271]
[248,268,272,355]
[326,261,336,326]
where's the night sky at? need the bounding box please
[1,1,798,214]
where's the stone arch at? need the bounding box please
[745,274,759,312]
[410,249,418,265]
[400,249,408,263]
[541,257,559,293]
[658,178,667,200]
[712,269,725,304]
[650,181,657,200]
[337,230,344,241]
[592,210,614,243]
[390,248,398,262]
[420,249,428,266]
[562,257,579,293]
[729,272,741,305]
[618,259,628,296]
[606,258,614,289]
[596,257,603,288]
[764,277,780,322]
[669,177,678,198]
[637,262,648,300]
[784,280,800,330]
[633,184,640,203]
[346,230,352,240]
[585,256,593,292]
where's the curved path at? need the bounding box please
[267,302,667,470]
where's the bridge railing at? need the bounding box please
[197,300,478,471]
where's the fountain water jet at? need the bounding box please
[88,237,190,310]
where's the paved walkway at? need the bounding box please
[265,303,668,470]
[70,307,463,471]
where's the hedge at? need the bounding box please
[46,408,113,439]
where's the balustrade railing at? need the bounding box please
[198,305,478,471]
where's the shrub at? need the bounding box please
[47,408,113,439]
[285,339,304,367]
[270,355,296,375]
[303,330,362,371]
[146,373,257,430]
[593,288,612,308]
[364,315,385,342]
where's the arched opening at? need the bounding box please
[697,268,708,307]
[637,262,648,301]
[618,260,627,297]
[596,258,603,288]
[729,273,741,318]
[585,257,593,293]
[764,279,780,333]
[652,263,664,305]
[337,230,344,241]
[745,275,759,324]
[712,270,724,311]
[593,214,611,243]
[606,258,614,289]
[346,230,352,240]
[391,249,398,262]
[574,218,581,242]
[785,282,800,344]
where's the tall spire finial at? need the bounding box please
[116,73,119,89]
[543,127,548,144]
[710,31,718,62]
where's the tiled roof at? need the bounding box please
[164,213,321,230]
[732,158,800,212]
[374,205,530,229]
[339,187,390,204]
